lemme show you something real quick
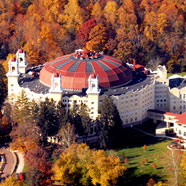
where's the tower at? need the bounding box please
[6,57,20,103]
[16,49,28,74]
[86,74,101,119]
[49,72,63,102]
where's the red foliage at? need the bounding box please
[124,157,128,164]
[147,178,156,186]
[153,163,157,169]
[143,144,147,150]
[78,19,97,42]
[19,173,24,181]
[25,144,48,169]
[145,158,148,163]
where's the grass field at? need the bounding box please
[167,72,186,78]
[109,124,174,186]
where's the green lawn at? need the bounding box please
[109,126,173,186]
[167,72,186,78]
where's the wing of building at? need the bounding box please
[7,49,186,130]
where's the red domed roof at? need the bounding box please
[39,52,132,90]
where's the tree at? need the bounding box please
[60,0,85,35]
[69,102,88,136]
[0,174,23,186]
[91,2,103,23]
[37,98,59,140]
[78,19,97,45]
[86,23,107,52]
[58,123,76,149]
[103,1,118,28]
[0,64,7,107]
[13,90,31,125]
[25,144,48,169]
[25,161,53,186]
[10,121,41,152]
[52,143,125,186]
[56,101,67,127]
[99,96,122,149]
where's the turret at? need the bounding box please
[86,74,100,120]
[16,49,28,74]
[86,74,101,95]
[49,72,63,102]
[6,57,20,103]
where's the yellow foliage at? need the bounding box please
[60,0,85,33]
[103,1,118,27]
[91,2,102,22]
[86,24,107,52]
[0,174,23,186]
[52,143,125,186]
[3,53,16,74]
[181,152,186,178]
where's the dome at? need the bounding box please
[39,51,132,90]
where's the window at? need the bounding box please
[179,130,181,135]
[184,132,186,136]
[91,102,94,104]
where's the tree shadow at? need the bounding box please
[114,127,168,150]
[117,167,163,186]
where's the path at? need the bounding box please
[15,151,24,174]
[0,146,25,181]
[0,146,16,179]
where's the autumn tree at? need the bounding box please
[25,144,49,169]
[10,121,41,152]
[91,1,103,23]
[78,19,97,45]
[60,0,85,35]
[86,23,108,52]
[0,174,23,186]
[52,143,125,186]
[103,1,118,28]
[0,64,7,107]
[25,161,53,186]
[58,123,76,149]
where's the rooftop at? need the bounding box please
[104,74,155,96]
[18,64,155,97]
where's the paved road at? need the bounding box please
[0,146,16,180]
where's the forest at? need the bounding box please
[0,0,186,73]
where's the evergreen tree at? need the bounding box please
[56,101,67,127]
[99,96,122,149]
[13,90,31,125]
[37,98,59,143]
[69,102,91,136]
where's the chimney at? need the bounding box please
[133,59,136,72]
